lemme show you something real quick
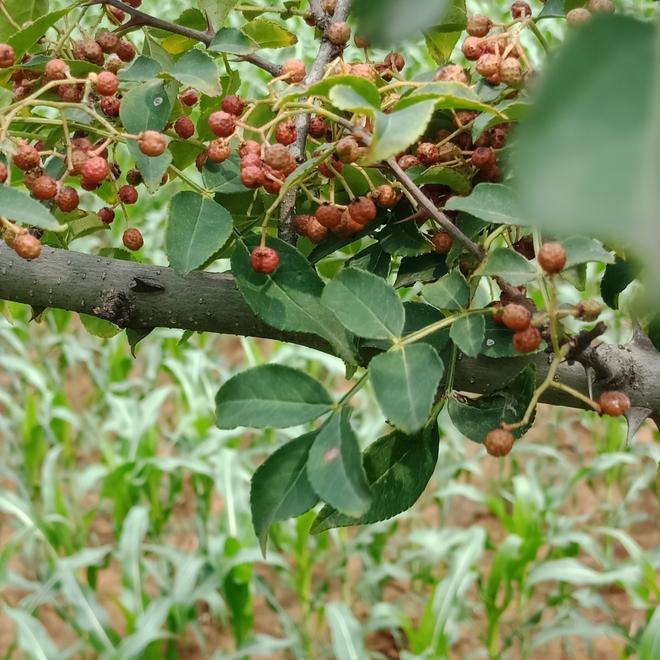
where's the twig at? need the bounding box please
[238,54,282,77]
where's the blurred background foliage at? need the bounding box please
[1,0,659,658]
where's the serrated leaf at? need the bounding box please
[118,56,163,82]
[166,191,233,274]
[601,257,641,309]
[7,7,70,59]
[471,100,530,140]
[250,432,319,554]
[209,27,257,54]
[445,183,523,225]
[448,365,536,442]
[307,409,372,517]
[163,49,221,96]
[79,314,121,339]
[242,19,297,49]
[380,222,431,257]
[127,142,172,193]
[232,237,358,364]
[329,84,379,114]
[475,248,537,286]
[423,271,469,311]
[202,155,248,194]
[450,314,485,357]
[311,424,439,532]
[119,80,172,134]
[402,302,450,353]
[0,186,58,229]
[0,0,48,41]
[370,344,444,433]
[561,236,615,269]
[322,267,405,340]
[395,253,448,288]
[370,100,437,163]
[346,243,391,278]
[201,0,239,29]
[216,364,332,429]
[412,166,472,194]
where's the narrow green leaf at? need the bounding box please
[4,608,60,660]
[7,8,70,59]
[0,186,58,229]
[166,191,233,274]
[311,424,439,532]
[0,0,48,41]
[450,314,485,357]
[216,364,332,429]
[322,267,405,340]
[369,344,444,433]
[250,432,319,554]
[475,248,537,286]
[326,603,369,660]
[307,409,372,517]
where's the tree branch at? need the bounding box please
[278,0,353,243]
[3,243,659,417]
[237,54,282,78]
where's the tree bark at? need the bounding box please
[2,243,659,416]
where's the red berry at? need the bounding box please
[126,168,142,186]
[318,157,343,178]
[263,144,293,171]
[373,184,399,208]
[384,51,405,72]
[81,156,109,185]
[13,143,40,171]
[240,165,264,188]
[348,196,377,226]
[208,111,236,138]
[282,59,306,83]
[174,116,195,139]
[45,58,69,81]
[512,326,542,353]
[431,231,453,254]
[599,391,631,417]
[308,116,329,139]
[207,139,231,163]
[575,299,602,322]
[397,154,420,170]
[138,130,167,157]
[434,64,469,84]
[241,153,263,169]
[262,167,284,195]
[566,8,592,26]
[471,146,496,169]
[275,121,297,146]
[315,205,343,230]
[467,15,492,37]
[538,242,567,274]
[100,96,121,116]
[461,36,483,61]
[349,62,377,82]
[12,233,41,260]
[477,53,500,77]
[118,184,138,204]
[179,88,198,106]
[95,29,119,54]
[336,136,361,164]
[98,207,115,224]
[239,140,261,159]
[511,1,532,19]
[484,429,514,457]
[56,186,80,212]
[116,39,136,62]
[0,162,7,183]
[58,83,83,103]
[95,71,119,96]
[334,210,363,238]
[251,246,280,274]
[306,217,329,243]
[293,214,312,236]
[327,21,351,46]
[31,175,58,200]
[500,57,523,86]
[0,43,16,68]
[107,6,125,23]
[502,303,532,331]
[588,0,616,12]
[80,39,104,64]
[123,227,144,250]
[415,142,439,166]
[221,95,245,116]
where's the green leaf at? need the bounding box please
[126,142,172,194]
[326,604,369,660]
[423,271,469,311]
[403,302,450,353]
[209,27,257,54]
[250,432,319,554]
[201,0,239,29]
[538,0,566,18]
[0,186,57,229]
[0,0,48,41]
[304,75,381,106]
[346,244,391,278]
[424,0,466,64]
[4,608,60,660]
[412,166,472,195]
[118,56,164,82]
[215,364,332,429]
[380,222,431,257]
[370,100,437,163]
[307,409,372,517]
[311,424,439,532]
[471,100,530,140]
[601,257,641,310]
[232,237,358,364]
[79,314,121,339]
[119,80,172,134]
[164,49,222,97]
[408,81,500,114]
[353,0,453,46]
[322,267,405,340]
[638,605,660,660]
[515,16,660,286]
[329,85,379,115]
[166,191,233,274]
[7,8,70,59]
[481,318,520,358]
[395,253,448,288]
[242,19,297,49]
[369,344,444,433]
[450,314,485,357]
[202,155,249,194]
[448,366,536,443]
[562,236,615,269]
[445,184,522,225]
[475,248,537,286]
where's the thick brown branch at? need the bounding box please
[237,54,282,78]
[2,244,659,417]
